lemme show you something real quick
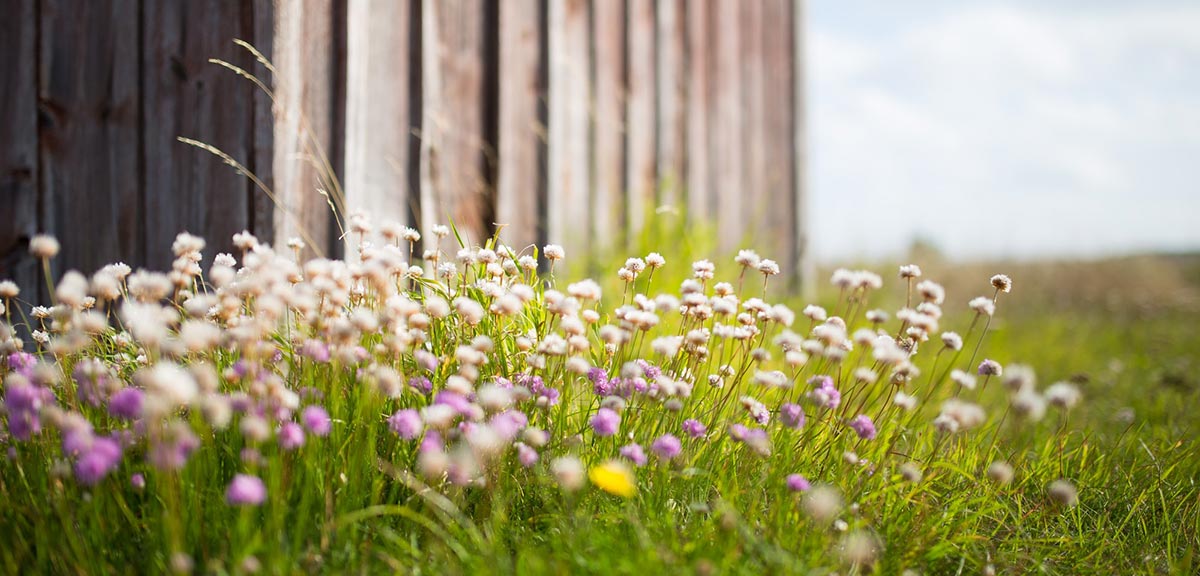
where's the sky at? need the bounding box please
[807,0,1200,262]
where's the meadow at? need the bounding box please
[0,221,1196,575]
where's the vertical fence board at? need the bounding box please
[655,0,686,209]
[0,0,40,299]
[39,0,141,280]
[420,0,489,253]
[625,0,657,241]
[546,0,591,258]
[273,0,337,258]
[250,0,276,245]
[739,0,766,254]
[792,0,811,293]
[592,0,624,253]
[345,0,415,254]
[685,0,712,225]
[143,0,254,269]
[496,0,545,253]
[712,0,743,252]
[763,0,795,274]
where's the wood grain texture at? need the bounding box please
[739,0,766,255]
[273,0,337,258]
[712,0,743,253]
[0,0,41,301]
[685,0,712,225]
[655,0,686,209]
[546,0,590,259]
[496,0,545,254]
[792,0,812,294]
[763,0,795,274]
[143,0,255,269]
[250,0,276,245]
[420,0,490,254]
[345,0,415,255]
[625,0,657,241]
[591,0,624,254]
[38,0,141,279]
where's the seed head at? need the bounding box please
[991,274,1013,293]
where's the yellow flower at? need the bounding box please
[588,460,636,498]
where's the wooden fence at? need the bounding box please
[0,0,810,303]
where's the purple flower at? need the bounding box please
[978,359,1003,376]
[108,388,144,420]
[490,410,528,441]
[130,473,146,490]
[807,376,841,409]
[4,381,45,440]
[301,406,331,436]
[148,427,200,471]
[650,434,682,460]
[434,391,473,415]
[682,419,707,439]
[420,430,443,453]
[408,376,433,394]
[226,474,267,506]
[590,408,621,437]
[729,424,750,441]
[414,350,439,372]
[301,339,330,363]
[278,422,306,450]
[7,352,36,378]
[620,443,648,467]
[75,436,122,486]
[388,409,423,440]
[780,403,805,429]
[786,474,811,492]
[637,360,662,382]
[516,443,539,467]
[848,414,877,440]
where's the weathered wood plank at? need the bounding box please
[0,0,41,300]
[712,0,743,253]
[763,0,795,273]
[655,0,686,210]
[273,0,338,258]
[591,0,624,254]
[38,0,141,279]
[739,0,766,254]
[420,0,490,254]
[626,0,657,241]
[546,0,591,259]
[143,0,255,269]
[685,0,712,225]
[345,0,415,254]
[496,0,545,253]
[792,0,812,294]
[250,0,276,246]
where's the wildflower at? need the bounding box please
[916,280,945,304]
[807,376,841,409]
[682,419,707,439]
[986,461,1014,485]
[786,474,811,492]
[301,406,332,436]
[226,474,267,506]
[848,415,877,440]
[130,473,146,490]
[1001,364,1035,392]
[692,259,715,280]
[977,359,1003,377]
[1045,381,1082,410]
[515,442,539,467]
[589,408,621,437]
[841,530,881,568]
[278,422,306,450]
[620,443,648,466]
[550,456,585,491]
[1047,479,1078,508]
[589,460,636,497]
[543,244,565,261]
[645,252,666,268]
[803,484,843,522]
[650,434,682,460]
[899,462,923,483]
[941,331,963,351]
[950,369,977,390]
[1010,390,1047,421]
[74,436,123,486]
[969,296,996,316]
[991,274,1013,293]
[388,409,424,440]
[29,234,60,259]
[802,305,827,322]
[899,264,922,279]
[779,403,805,429]
[893,392,917,411]
[757,260,780,276]
[735,250,761,268]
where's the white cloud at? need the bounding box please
[808,1,1200,261]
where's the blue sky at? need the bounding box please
[807,0,1200,261]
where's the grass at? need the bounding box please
[0,227,1197,575]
